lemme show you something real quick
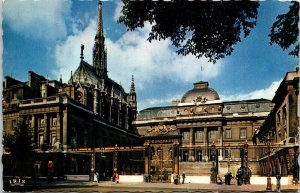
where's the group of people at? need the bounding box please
[93,170,110,183]
[171,172,186,184]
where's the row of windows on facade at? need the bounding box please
[148,147,233,162]
[179,149,233,161]
[181,128,247,140]
[9,118,58,130]
[9,119,132,149]
[38,133,57,147]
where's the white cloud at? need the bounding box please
[220,80,282,101]
[3,0,72,41]
[137,80,282,110]
[54,15,222,90]
[138,94,182,111]
[53,19,97,82]
[106,22,223,91]
[113,1,124,22]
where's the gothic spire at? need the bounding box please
[93,0,107,78]
[127,74,137,111]
[130,75,135,93]
[97,1,103,38]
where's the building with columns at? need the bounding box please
[134,81,273,180]
[254,67,299,183]
[2,1,140,178]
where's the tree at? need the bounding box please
[3,119,33,176]
[118,0,259,63]
[269,1,299,57]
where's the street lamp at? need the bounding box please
[266,134,272,191]
[227,158,231,173]
[113,144,118,182]
[210,143,217,184]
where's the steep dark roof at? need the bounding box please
[69,60,128,99]
[70,60,100,86]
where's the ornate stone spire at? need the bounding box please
[97,1,103,38]
[128,74,137,110]
[93,0,107,78]
[130,75,135,93]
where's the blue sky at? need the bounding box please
[2,0,298,111]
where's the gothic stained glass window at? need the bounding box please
[75,91,83,103]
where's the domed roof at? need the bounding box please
[181,81,220,103]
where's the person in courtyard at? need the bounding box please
[94,172,98,182]
[115,173,119,183]
[182,172,186,184]
[102,171,106,181]
[171,172,174,184]
[97,171,100,183]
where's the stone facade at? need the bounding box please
[134,81,273,178]
[255,67,299,182]
[2,1,140,178]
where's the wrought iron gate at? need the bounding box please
[149,144,174,182]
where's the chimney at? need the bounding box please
[172,100,180,106]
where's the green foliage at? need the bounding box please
[118,0,259,63]
[3,120,33,162]
[269,1,299,57]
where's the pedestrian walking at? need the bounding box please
[182,172,186,184]
[94,172,98,182]
[97,171,100,183]
[103,172,106,180]
[115,173,119,183]
[171,172,174,184]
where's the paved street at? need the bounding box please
[21,180,299,193]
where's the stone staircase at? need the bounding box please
[179,162,213,176]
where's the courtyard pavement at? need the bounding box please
[92,180,299,192]
[23,179,300,193]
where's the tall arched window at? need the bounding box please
[75,91,83,104]
[276,112,281,128]
[282,106,287,127]
[86,88,94,110]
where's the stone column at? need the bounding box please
[94,90,98,114]
[174,143,180,176]
[218,126,223,160]
[144,144,150,182]
[56,112,61,145]
[44,114,49,144]
[31,115,36,144]
[62,109,68,149]
[189,128,195,161]
[90,151,95,181]
[203,127,208,161]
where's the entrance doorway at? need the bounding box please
[149,144,174,182]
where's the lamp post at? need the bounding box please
[266,134,272,191]
[113,144,118,182]
[210,143,217,184]
[227,160,230,173]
